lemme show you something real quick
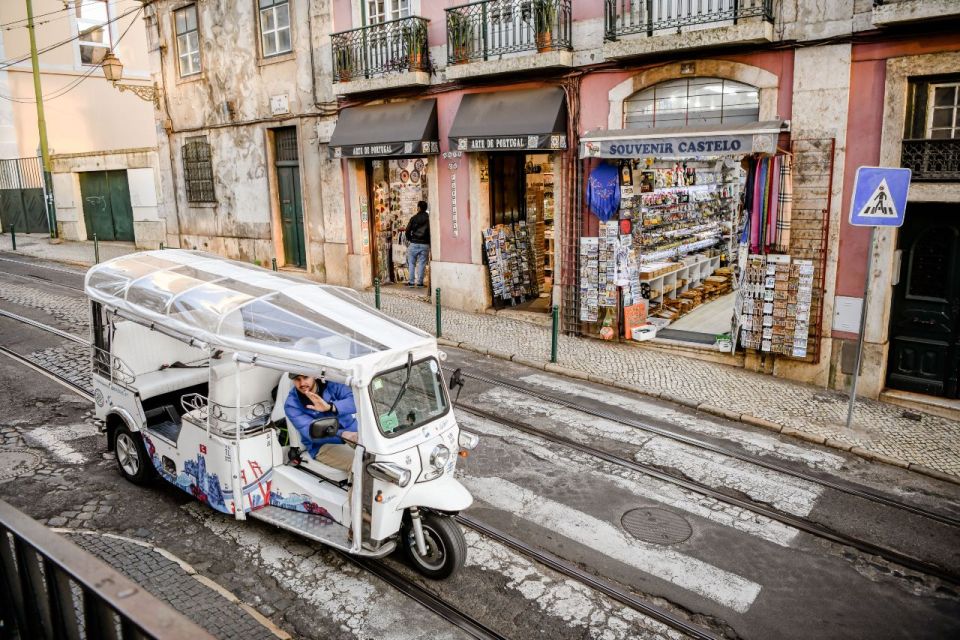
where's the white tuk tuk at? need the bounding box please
[84,250,477,578]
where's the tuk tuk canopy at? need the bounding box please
[84,250,434,377]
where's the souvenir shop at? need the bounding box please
[447,87,568,312]
[329,100,440,286]
[578,121,816,359]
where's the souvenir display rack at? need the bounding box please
[483,222,538,304]
[735,254,814,357]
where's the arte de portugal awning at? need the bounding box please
[579,120,789,159]
[329,99,440,159]
[449,87,568,153]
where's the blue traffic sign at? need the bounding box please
[849,166,911,227]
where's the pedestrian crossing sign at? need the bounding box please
[849,166,911,227]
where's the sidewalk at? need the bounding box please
[4,237,958,482]
[0,232,134,266]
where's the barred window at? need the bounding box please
[259,0,292,57]
[182,137,216,203]
[624,78,760,129]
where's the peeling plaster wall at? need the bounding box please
[146,0,341,275]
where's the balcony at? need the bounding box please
[445,0,573,81]
[331,16,430,95]
[873,0,960,27]
[901,139,960,182]
[602,0,775,60]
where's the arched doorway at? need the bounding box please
[887,204,960,398]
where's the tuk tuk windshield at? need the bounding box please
[370,357,449,437]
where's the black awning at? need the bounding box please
[329,100,439,158]
[448,87,568,153]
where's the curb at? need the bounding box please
[444,342,960,487]
[53,529,292,640]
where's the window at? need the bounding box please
[624,78,760,129]
[76,0,111,66]
[259,0,291,57]
[927,83,960,139]
[367,0,411,24]
[175,5,201,77]
[182,137,216,203]
[369,358,449,437]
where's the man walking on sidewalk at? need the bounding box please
[405,200,431,287]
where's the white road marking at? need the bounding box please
[465,475,762,613]
[464,530,686,640]
[517,373,847,471]
[479,386,824,516]
[25,422,99,464]
[459,413,801,547]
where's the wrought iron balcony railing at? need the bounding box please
[331,16,429,83]
[605,0,774,40]
[446,0,572,66]
[901,139,960,182]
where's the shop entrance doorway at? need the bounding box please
[368,157,430,286]
[274,127,306,268]
[80,170,134,242]
[485,152,556,311]
[887,203,960,399]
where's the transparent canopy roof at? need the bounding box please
[85,250,431,362]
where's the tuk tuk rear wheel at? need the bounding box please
[115,427,154,485]
[402,513,466,580]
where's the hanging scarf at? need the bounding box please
[776,154,793,252]
[587,163,621,222]
[766,155,781,251]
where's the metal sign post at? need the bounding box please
[845,166,911,428]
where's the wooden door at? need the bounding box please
[80,170,134,242]
[275,128,305,268]
[887,204,960,398]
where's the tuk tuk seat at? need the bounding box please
[271,376,350,484]
[111,321,209,400]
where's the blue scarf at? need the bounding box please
[587,163,621,222]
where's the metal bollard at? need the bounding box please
[93,234,100,264]
[374,277,381,310]
[9,225,15,251]
[551,305,559,363]
[271,258,278,271]
[435,288,442,338]
[159,242,164,250]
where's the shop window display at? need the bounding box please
[483,154,556,310]
[370,158,430,285]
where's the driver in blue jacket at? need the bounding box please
[284,373,358,472]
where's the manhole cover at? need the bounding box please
[621,508,693,545]
[0,449,42,480]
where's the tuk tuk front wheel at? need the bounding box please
[114,426,154,485]
[402,512,466,580]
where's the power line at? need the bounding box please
[0,5,143,73]
[0,6,144,103]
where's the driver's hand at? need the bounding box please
[305,391,331,412]
[341,431,358,444]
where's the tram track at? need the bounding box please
[448,367,960,529]
[455,402,960,586]
[0,307,717,640]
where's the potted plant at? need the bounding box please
[447,11,473,64]
[404,20,428,70]
[534,0,558,52]
[333,46,354,82]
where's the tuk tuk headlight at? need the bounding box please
[429,445,450,469]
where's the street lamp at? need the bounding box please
[101,51,160,109]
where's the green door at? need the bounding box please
[80,170,134,242]
[275,128,305,267]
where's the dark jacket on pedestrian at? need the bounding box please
[405,210,430,245]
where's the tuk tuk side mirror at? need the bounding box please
[310,417,339,440]
[449,368,464,392]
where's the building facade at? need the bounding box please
[0,0,160,247]
[147,0,960,411]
